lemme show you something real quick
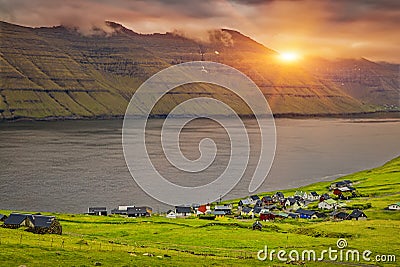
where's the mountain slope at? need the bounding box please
[0,21,398,120]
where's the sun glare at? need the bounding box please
[279,52,299,62]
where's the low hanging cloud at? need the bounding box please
[1,0,399,62]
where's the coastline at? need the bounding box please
[1,110,399,123]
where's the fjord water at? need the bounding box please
[0,118,399,213]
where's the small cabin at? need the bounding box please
[330,211,348,220]
[214,204,232,215]
[318,199,337,210]
[175,206,192,217]
[260,212,275,221]
[295,209,319,219]
[88,207,107,216]
[273,192,285,202]
[127,207,152,217]
[346,209,367,220]
[252,221,262,231]
[166,210,177,219]
[111,205,135,215]
[29,215,62,235]
[388,202,400,211]
[3,213,62,235]
[3,213,34,229]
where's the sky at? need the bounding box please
[1,0,399,62]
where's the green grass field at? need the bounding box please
[1,156,399,266]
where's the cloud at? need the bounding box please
[0,0,399,62]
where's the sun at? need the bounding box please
[279,52,300,62]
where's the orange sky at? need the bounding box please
[1,0,399,62]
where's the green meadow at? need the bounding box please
[1,156,399,266]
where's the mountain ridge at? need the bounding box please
[0,21,398,121]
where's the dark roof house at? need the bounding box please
[175,206,192,216]
[3,213,33,228]
[252,221,262,230]
[250,195,260,201]
[88,207,107,216]
[3,213,62,234]
[262,196,273,204]
[214,205,232,215]
[29,215,62,235]
[330,211,349,220]
[295,209,319,219]
[241,206,253,215]
[346,209,367,220]
[274,192,285,199]
[127,207,152,217]
[238,199,252,206]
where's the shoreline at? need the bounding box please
[1,110,399,123]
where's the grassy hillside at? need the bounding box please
[1,21,398,121]
[1,157,399,266]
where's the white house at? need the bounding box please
[175,206,192,217]
[306,192,320,202]
[284,198,304,211]
[318,199,337,210]
[166,210,176,219]
[388,202,400,211]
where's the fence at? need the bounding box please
[0,229,257,260]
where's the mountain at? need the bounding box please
[0,21,398,120]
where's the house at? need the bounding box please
[175,206,192,217]
[28,215,62,235]
[238,198,251,206]
[273,192,285,202]
[3,213,33,229]
[307,191,320,201]
[111,205,135,215]
[254,199,263,207]
[0,214,7,222]
[284,198,304,211]
[318,199,338,210]
[387,202,400,211]
[3,214,62,234]
[166,210,176,219]
[88,207,107,216]
[260,212,275,221]
[334,187,357,199]
[294,191,307,200]
[127,207,152,217]
[197,204,211,215]
[330,211,349,220]
[212,210,226,217]
[261,196,274,205]
[240,206,253,216]
[252,221,262,230]
[263,204,277,211]
[330,180,353,190]
[295,209,319,219]
[250,195,260,201]
[214,204,232,215]
[346,209,367,220]
[333,187,353,195]
[319,193,331,202]
[239,197,257,206]
[253,206,262,215]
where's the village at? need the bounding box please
[83,180,374,222]
[2,179,399,235]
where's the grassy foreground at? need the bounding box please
[1,156,399,266]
